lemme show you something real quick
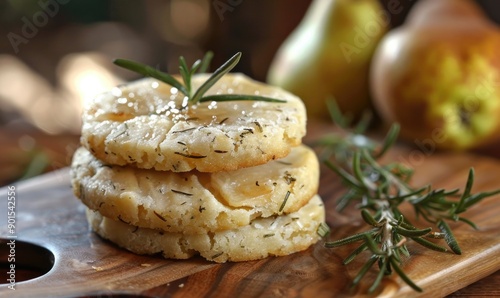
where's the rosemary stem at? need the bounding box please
[379,204,395,255]
[363,150,415,199]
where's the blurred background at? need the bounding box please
[0,0,499,186]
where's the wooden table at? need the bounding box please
[0,122,499,297]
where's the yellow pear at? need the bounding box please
[267,0,389,120]
[371,0,500,151]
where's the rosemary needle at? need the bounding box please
[316,99,500,293]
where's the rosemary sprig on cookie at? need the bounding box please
[114,52,285,105]
[315,100,500,293]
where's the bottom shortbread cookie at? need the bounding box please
[86,195,325,263]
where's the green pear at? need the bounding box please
[267,0,389,120]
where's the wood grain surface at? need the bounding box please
[0,122,499,298]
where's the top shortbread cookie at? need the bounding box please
[81,74,306,172]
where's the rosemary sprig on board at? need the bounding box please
[315,100,500,293]
[113,52,285,105]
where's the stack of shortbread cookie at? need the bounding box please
[71,73,325,263]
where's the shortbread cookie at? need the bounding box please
[86,194,325,263]
[80,74,306,172]
[71,145,319,234]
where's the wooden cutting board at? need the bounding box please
[0,125,499,298]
